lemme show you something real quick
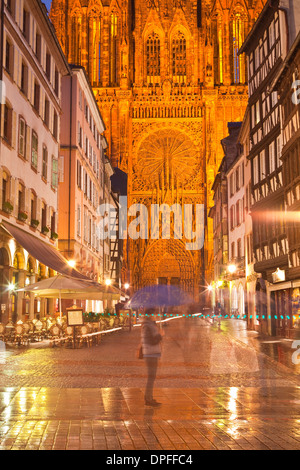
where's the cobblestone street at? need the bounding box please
[0,317,300,450]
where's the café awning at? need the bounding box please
[17,274,121,301]
[1,221,89,281]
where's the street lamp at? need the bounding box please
[105,278,112,286]
[228,264,237,274]
[8,282,15,292]
[124,283,130,290]
[67,259,76,269]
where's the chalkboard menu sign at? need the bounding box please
[67,307,84,326]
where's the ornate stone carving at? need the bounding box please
[50,0,265,298]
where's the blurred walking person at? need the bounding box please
[141,308,163,406]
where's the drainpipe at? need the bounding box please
[0,0,4,128]
[68,73,73,258]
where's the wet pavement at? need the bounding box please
[0,317,300,450]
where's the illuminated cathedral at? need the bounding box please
[50,0,265,302]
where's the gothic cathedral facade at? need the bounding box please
[50,0,265,302]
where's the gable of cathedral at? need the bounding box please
[50,0,266,298]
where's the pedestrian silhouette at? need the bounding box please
[0,340,6,365]
[141,308,163,407]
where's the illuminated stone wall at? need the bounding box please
[50,0,265,302]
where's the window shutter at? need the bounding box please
[59,156,64,183]
[11,111,17,149]
[77,205,81,237]
[81,166,84,191]
[26,124,31,160]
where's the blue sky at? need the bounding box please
[43,0,51,12]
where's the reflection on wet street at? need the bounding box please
[220,319,300,376]
[0,317,297,389]
[0,317,300,450]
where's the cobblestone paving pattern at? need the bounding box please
[0,318,300,450]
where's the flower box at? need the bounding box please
[18,211,28,222]
[31,219,40,228]
[2,201,13,214]
[42,226,50,235]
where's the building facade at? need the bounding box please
[273,31,300,338]
[0,0,69,322]
[241,109,258,331]
[240,0,300,335]
[210,110,268,329]
[226,125,247,318]
[49,0,265,302]
[59,65,120,313]
[209,122,242,314]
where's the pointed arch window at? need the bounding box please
[110,13,118,86]
[89,14,101,86]
[72,14,82,65]
[172,31,187,83]
[146,32,161,83]
[218,22,223,84]
[232,13,245,84]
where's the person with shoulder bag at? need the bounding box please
[141,308,163,407]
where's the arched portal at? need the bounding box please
[130,124,204,301]
[141,239,195,295]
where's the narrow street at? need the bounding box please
[0,317,300,450]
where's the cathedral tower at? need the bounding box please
[50,0,265,302]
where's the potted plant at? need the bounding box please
[31,219,40,228]
[2,201,13,214]
[42,226,50,235]
[51,231,58,240]
[18,210,28,222]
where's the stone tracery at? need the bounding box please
[50,0,266,300]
